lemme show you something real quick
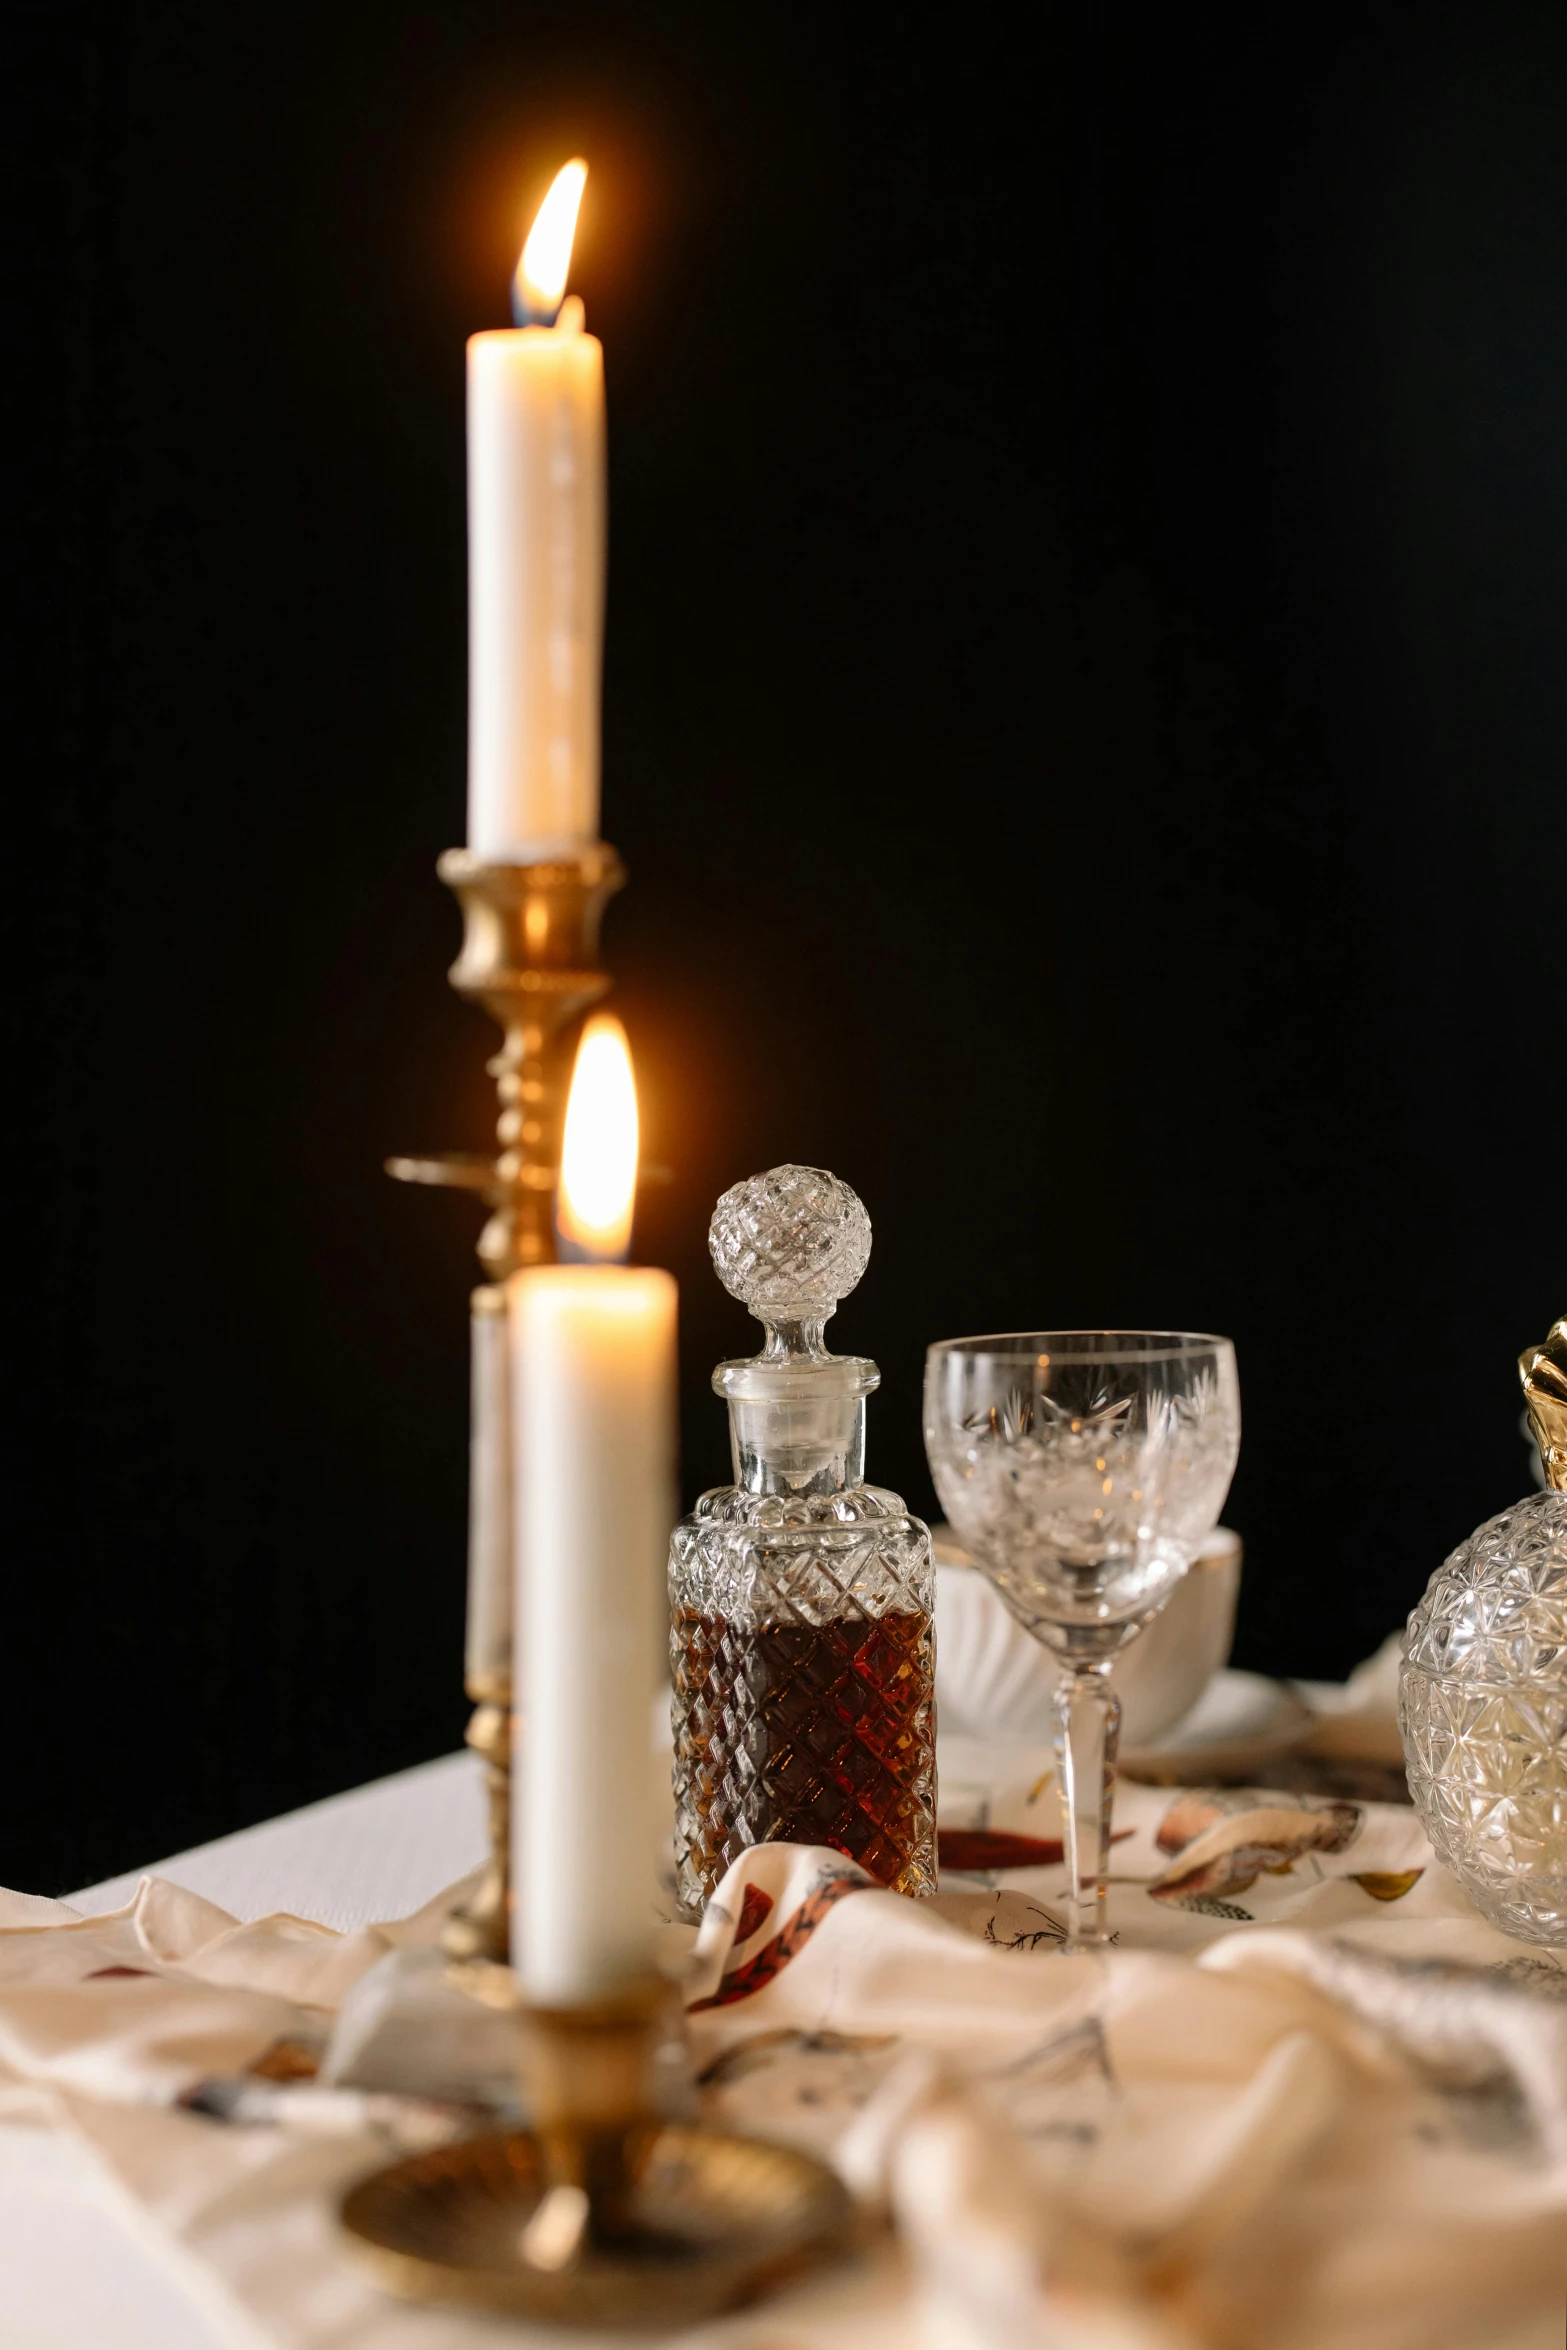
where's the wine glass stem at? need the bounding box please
[1052,1662,1121,1950]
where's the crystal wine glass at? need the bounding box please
[924,1332,1240,1948]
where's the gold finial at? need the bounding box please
[1518,1316,1567,1493]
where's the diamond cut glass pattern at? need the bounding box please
[1400,1490,1567,1946]
[670,1491,935,1913]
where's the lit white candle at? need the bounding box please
[511,1020,677,2001]
[468,160,605,862]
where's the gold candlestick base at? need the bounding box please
[390,843,627,1968]
[341,1981,854,2324]
[340,2121,853,2327]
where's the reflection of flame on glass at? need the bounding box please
[557,1014,638,1263]
[514,159,588,321]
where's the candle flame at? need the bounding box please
[514,159,588,321]
[557,1014,638,1262]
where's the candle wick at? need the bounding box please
[511,275,562,330]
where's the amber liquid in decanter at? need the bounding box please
[673,1605,936,1898]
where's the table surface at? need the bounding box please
[5,1753,489,2350]
[68,1748,490,1932]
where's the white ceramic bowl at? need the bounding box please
[933,1524,1243,1746]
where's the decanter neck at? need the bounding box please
[728,1394,866,1495]
[714,1352,879,1498]
[756,1314,830,1362]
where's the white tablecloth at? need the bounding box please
[69,1751,490,1935]
[6,1752,486,2350]
[6,1704,1563,2350]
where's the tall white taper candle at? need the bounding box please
[510,1266,677,2000]
[466,319,605,860]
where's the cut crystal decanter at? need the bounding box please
[1399,1318,1567,1945]
[669,1164,937,1917]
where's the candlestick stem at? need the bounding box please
[389,843,626,1964]
[519,1979,670,2247]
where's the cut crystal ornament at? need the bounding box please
[1400,1319,1567,1947]
[670,1167,936,1917]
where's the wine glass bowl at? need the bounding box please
[926,1333,1241,1655]
[924,1332,1240,1945]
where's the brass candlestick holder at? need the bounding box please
[388,842,626,1965]
[369,841,854,2321]
[341,1975,853,2325]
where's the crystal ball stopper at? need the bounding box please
[708,1165,871,1339]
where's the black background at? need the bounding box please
[6,3,1564,1895]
